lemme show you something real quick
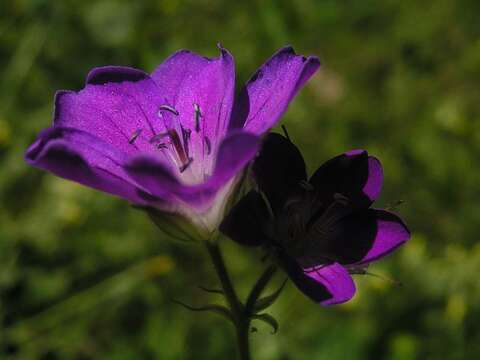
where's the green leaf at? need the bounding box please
[198,285,224,295]
[253,279,288,313]
[171,300,234,323]
[251,313,279,334]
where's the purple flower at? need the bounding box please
[25,46,320,236]
[220,133,410,305]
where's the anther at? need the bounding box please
[181,126,192,157]
[193,103,202,132]
[179,158,193,173]
[129,129,142,144]
[149,133,169,144]
[204,136,211,155]
[158,104,179,116]
[150,129,191,172]
[167,129,189,166]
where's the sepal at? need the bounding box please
[143,207,210,242]
[253,279,288,313]
[251,313,279,334]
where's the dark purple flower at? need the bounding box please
[220,133,410,305]
[25,46,320,235]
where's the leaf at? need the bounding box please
[253,278,288,313]
[198,285,224,295]
[171,300,234,323]
[251,313,279,334]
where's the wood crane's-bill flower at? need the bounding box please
[220,133,410,305]
[25,46,320,239]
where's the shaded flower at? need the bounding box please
[25,46,320,237]
[221,133,410,305]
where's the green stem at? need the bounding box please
[204,241,250,360]
[204,241,242,315]
[204,242,278,360]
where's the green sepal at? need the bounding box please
[251,313,279,334]
[222,168,250,218]
[253,278,288,313]
[134,206,209,243]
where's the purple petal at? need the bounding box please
[231,46,320,134]
[220,190,270,246]
[309,150,383,209]
[364,156,383,201]
[252,132,307,214]
[207,130,259,190]
[86,65,149,85]
[282,255,356,306]
[53,67,169,160]
[151,46,236,175]
[356,209,411,265]
[303,208,409,266]
[25,127,154,204]
[304,263,356,306]
[125,131,259,208]
[122,154,183,202]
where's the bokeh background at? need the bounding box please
[1,0,480,359]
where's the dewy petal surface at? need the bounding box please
[25,127,152,204]
[231,46,320,134]
[309,150,383,209]
[252,133,307,214]
[151,47,235,177]
[282,255,356,306]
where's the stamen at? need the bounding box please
[309,194,353,236]
[204,136,211,155]
[281,124,291,142]
[150,129,192,172]
[179,158,193,173]
[158,104,179,116]
[348,266,402,286]
[193,103,202,132]
[149,132,169,144]
[129,129,142,144]
[181,126,191,157]
[168,129,189,166]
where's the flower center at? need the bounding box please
[127,103,212,180]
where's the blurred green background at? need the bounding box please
[1,0,480,359]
